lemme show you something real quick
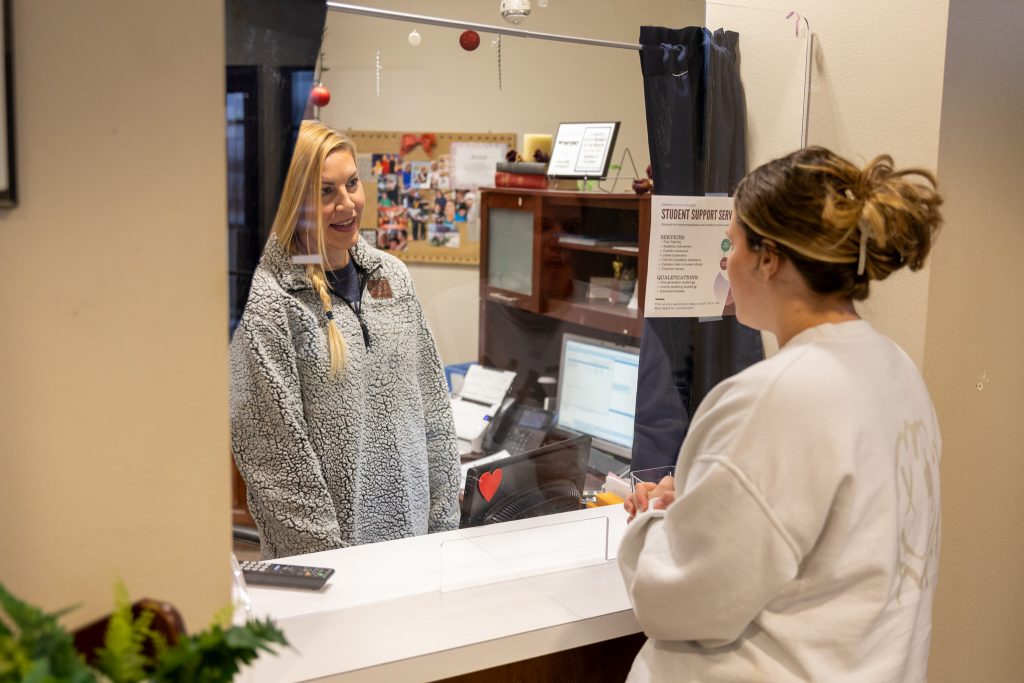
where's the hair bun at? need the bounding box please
[734,146,942,301]
[856,154,942,281]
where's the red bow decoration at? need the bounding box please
[400,133,437,157]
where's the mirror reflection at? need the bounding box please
[230,121,460,560]
[228,0,808,560]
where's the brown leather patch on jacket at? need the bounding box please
[367,278,393,299]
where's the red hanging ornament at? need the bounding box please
[459,30,480,51]
[310,83,331,108]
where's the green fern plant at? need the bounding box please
[0,583,95,683]
[92,582,157,683]
[0,581,288,683]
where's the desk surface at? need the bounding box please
[243,506,639,682]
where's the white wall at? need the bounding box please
[713,1,1024,677]
[708,0,951,367]
[319,0,703,365]
[925,1,1024,679]
[0,1,228,627]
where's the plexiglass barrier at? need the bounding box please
[439,516,612,596]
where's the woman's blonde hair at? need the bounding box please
[270,120,357,376]
[734,146,943,300]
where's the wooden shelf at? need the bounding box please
[556,241,640,256]
[479,188,650,397]
[544,298,642,337]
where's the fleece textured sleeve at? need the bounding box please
[230,318,343,557]
[411,297,460,533]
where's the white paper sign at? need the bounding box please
[644,196,735,318]
[450,142,509,190]
[548,122,618,177]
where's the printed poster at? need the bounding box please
[644,196,735,318]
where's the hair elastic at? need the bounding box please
[325,310,334,321]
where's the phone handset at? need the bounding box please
[480,397,555,456]
[481,396,517,454]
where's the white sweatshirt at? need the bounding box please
[619,320,941,682]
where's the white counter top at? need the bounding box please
[244,505,640,682]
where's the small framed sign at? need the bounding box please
[547,121,620,180]
[0,0,15,207]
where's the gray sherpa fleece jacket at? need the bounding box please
[230,234,460,559]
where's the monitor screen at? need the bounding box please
[555,333,640,459]
[460,435,592,528]
[547,122,620,179]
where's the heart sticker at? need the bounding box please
[478,469,503,502]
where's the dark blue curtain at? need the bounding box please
[631,26,764,471]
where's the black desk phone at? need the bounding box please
[480,397,555,456]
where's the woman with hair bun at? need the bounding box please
[619,147,943,681]
[230,120,460,560]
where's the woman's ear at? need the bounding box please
[758,240,783,281]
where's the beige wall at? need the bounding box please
[926,1,1024,679]
[319,0,703,365]
[709,0,951,366]
[716,1,1024,677]
[0,1,229,627]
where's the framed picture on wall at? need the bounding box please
[0,0,16,207]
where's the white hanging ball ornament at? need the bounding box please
[408,29,422,46]
[537,0,549,7]
[499,0,531,25]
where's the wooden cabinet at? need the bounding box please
[478,188,651,400]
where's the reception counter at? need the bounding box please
[244,505,643,682]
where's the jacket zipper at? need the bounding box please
[348,263,381,351]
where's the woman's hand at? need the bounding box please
[625,475,676,522]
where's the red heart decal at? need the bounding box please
[478,469,503,502]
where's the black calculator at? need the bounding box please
[239,561,335,590]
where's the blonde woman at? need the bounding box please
[620,147,943,681]
[230,121,459,559]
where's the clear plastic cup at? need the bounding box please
[630,466,676,513]
[629,465,676,492]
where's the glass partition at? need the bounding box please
[228,0,810,560]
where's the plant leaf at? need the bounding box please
[150,618,288,683]
[93,580,159,683]
[0,582,95,682]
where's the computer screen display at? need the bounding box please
[555,334,640,459]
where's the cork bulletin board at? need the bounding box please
[348,130,515,265]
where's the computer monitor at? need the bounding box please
[460,435,591,528]
[555,333,640,459]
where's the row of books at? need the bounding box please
[494,160,549,189]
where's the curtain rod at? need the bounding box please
[325,2,642,51]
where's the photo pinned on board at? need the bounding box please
[406,161,432,190]
[377,174,401,208]
[378,228,408,252]
[405,191,431,242]
[428,216,460,249]
[371,153,401,177]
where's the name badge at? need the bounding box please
[367,278,393,299]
